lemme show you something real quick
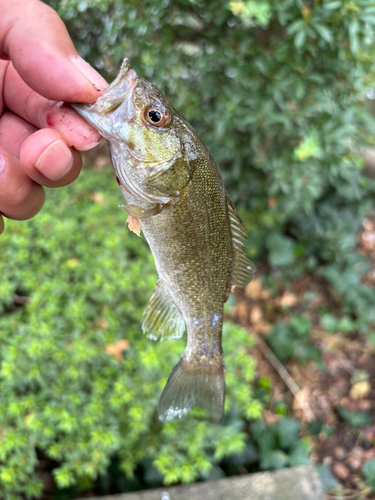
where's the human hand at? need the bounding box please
[0,0,108,235]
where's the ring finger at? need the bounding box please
[0,146,45,221]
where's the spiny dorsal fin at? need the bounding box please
[227,195,255,288]
[142,280,185,341]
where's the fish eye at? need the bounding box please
[144,106,169,127]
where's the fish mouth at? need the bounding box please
[71,58,138,134]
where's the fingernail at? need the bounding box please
[35,140,73,181]
[0,154,6,175]
[80,135,103,152]
[70,56,107,92]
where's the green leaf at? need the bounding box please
[289,437,312,466]
[364,459,375,489]
[277,418,301,449]
[266,233,295,267]
[320,314,338,332]
[266,322,296,360]
[294,132,322,161]
[349,19,360,53]
[287,20,304,35]
[290,316,311,338]
[313,24,332,43]
[316,464,340,492]
[260,450,289,470]
[337,407,372,428]
[324,2,341,9]
[294,29,306,49]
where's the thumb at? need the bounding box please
[0,0,107,103]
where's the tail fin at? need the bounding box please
[158,356,225,422]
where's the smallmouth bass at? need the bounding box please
[72,59,254,422]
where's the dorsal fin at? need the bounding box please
[227,195,255,288]
[142,280,186,341]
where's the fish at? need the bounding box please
[72,58,254,422]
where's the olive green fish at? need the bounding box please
[72,59,254,422]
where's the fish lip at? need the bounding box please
[71,58,138,132]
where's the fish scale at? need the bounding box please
[72,58,254,422]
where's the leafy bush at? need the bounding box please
[364,458,375,491]
[0,169,261,499]
[250,418,311,470]
[46,0,375,329]
[48,2,375,235]
[266,316,322,366]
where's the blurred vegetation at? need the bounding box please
[0,171,265,498]
[2,0,375,497]
[47,0,375,325]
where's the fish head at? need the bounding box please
[72,58,182,167]
[72,58,197,203]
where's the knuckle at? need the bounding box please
[8,183,33,208]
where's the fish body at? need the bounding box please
[72,59,254,422]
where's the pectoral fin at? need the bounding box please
[120,203,164,219]
[142,280,185,341]
[227,195,255,288]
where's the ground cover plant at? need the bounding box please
[0,168,264,499]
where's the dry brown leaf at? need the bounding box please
[357,399,372,411]
[364,449,375,460]
[363,218,375,232]
[245,278,263,300]
[292,385,311,414]
[349,380,371,400]
[334,446,347,461]
[236,301,249,322]
[263,410,279,426]
[333,462,350,480]
[361,232,375,251]
[105,340,130,361]
[91,192,106,204]
[249,305,263,324]
[278,291,298,308]
[126,215,142,237]
[97,317,109,330]
[254,321,271,335]
[347,455,362,472]
[268,197,277,208]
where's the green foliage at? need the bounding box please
[364,458,375,490]
[316,464,340,492]
[250,418,311,470]
[0,170,260,499]
[336,406,372,428]
[209,416,311,478]
[45,0,375,332]
[266,316,322,365]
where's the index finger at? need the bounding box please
[4,63,102,151]
[0,0,107,103]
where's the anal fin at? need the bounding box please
[227,195,256,288]
[142,280,185,341]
